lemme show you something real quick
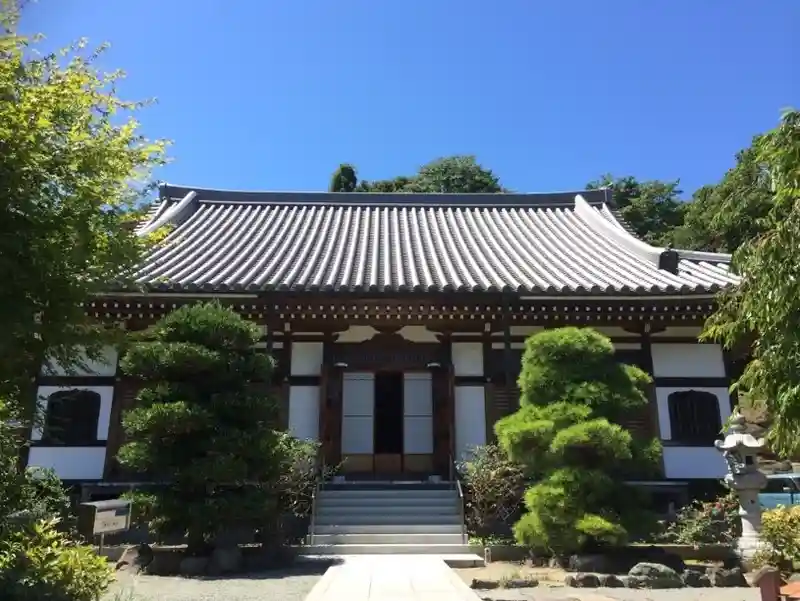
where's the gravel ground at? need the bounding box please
[104,563,332,601]
[474,585,761,601]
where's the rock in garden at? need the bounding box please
[628,562,684,589]
[504,578,538,588]
[682,569,711,587]
[115,543,153,573]
[568,554,612,573]
[143,549,184,576]
[208,546,243,575]
[179,556,209,576]
[706,566,747,587]
[470,579,499,589]
[598,574,624,587]
[620,575,641,588]
[568,546,685,575]
[565,573,601,588]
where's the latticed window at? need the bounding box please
[42,389,101,445]
[667,390,721,445]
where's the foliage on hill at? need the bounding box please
[495,327,659,556]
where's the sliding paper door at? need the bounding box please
[341,372,374,472]
[403,372,433,473]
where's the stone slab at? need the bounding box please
[304,555,481,601]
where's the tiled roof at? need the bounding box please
[132,185,740,296]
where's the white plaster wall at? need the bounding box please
[592,327,639,339]
[40,346,118,377]
[655,386,731,440]
[452,342,483,376]
[651,327,702,339]
[454,385,487,460]
[31,385,114,441]
[290,342,323,376]
[663,446,727,479]
[651,343,726,378]
[288,386,319,441]
[509,326,544,337]
[403,373,433,454]
[342,373,374,454]
[27,447,106,481]
[492,341,641,351]
[492,342,525,350]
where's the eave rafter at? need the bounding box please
[83,294,717,330]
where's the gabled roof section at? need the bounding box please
[131,184,740,296]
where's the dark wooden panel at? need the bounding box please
[103,377,142,481]
[320,367,343,467]
[333,333,440,371]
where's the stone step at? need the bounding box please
[323,482,453,491]
[318,489,456,500]
[317,497,461,511]
[316,504,459,517]
[312,532,466,545]
[441,554,486,568]
[315,513,462,526]
[313,523,464,535]
[304,543,475,555]
[318,492,458,504]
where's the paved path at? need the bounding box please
[305,555,481,601]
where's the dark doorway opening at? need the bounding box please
[374,372,403,454]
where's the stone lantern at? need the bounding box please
[715,410,768,561]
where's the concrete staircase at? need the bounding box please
[305,482,477,560]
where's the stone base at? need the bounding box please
[736,535,764,563]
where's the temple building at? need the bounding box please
[29,185,742,496]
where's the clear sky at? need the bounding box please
[22,0,799,197]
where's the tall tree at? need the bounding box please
[410,155,504,193]
[586,175,686,246]
[0,1,168,415]
[672,142,774,253]
[703,110,800,456]
[329,163,358,192]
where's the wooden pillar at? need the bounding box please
[640,324,665,477]
[502,297,513,398]
[319,336,342,468]
[432,333,453,478]
[483,329,494,444]
[265,303,274,355]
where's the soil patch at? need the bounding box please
[454,560,567,588]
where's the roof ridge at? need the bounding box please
[159,184,612,209]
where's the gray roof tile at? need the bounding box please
[132,185,739,296]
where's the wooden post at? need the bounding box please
[751,566,781,601]
[502,296,512,399]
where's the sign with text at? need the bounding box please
[77,499,132,538]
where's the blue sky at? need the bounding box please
[22,1,799,197]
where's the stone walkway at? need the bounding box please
[304,555,481,601]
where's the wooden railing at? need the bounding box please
[307,456,325,546]
[450,453,467,543]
